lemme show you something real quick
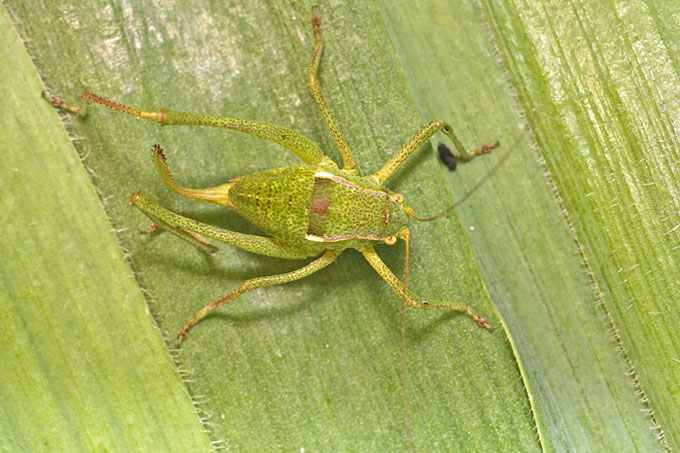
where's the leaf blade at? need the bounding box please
[0,4,213,450]
[380,0,678,450]
[6,1,540,449]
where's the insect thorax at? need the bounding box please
[306,170,408,243]
[229,164,408,250]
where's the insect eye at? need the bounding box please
[391,193,404,204]
[384,235,397,245]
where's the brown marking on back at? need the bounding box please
[310,198,330,215]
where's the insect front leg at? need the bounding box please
[307,6,358,173]
[374,120,499,184]
[176,250,338,347]
[361,246,494,332]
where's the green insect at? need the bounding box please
[43,6,498,348]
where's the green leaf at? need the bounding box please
[381,0,678,450]
[10,0,676,451]
[0,5,212,450]
[482,0,680,449]
[5,0,536,450]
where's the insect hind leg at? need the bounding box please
[151,144,234,208]
[42,90,326,165]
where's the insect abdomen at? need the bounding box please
[231,167,404,247]
[229,165,316,242]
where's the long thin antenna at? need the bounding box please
[400,229,414,452]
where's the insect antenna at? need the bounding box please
[405,131,526,222]
[399,228,414,451]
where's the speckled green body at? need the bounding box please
[46,6,496,347]
[229,157,409,256]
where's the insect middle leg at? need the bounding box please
[374,120,499,184]
[361,246,494,331]
[307,6,357,173]
[176,250,338,347]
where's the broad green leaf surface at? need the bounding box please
[5,0,536,450]
[0,5,213,451]
[481,0,679,449]
[8,0,677,451]
[380,0,671,451]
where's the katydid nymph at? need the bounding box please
[42,6,498,354]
